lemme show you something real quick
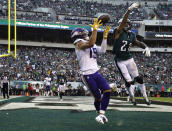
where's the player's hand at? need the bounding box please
[89,18,103,31]
[103,26,111,39]
[143,47,151,57]
[128,2,139,10]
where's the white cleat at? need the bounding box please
[95,114,108,124]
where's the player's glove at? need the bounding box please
[143,47,151,57]
[128,2,139,10]
[103,26,111,39]
[90,18,103,31]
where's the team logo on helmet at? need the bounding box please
[71,28,89,43]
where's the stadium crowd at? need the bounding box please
[0,46,171,86]
[154,3,172,20]
[0,0,171,28]
[0,0,147,27]
[0,0,171,25]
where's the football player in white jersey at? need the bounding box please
[44,76,51,96]
[71,18,111,124]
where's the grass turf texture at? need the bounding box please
[111,96,172,103]
[0,109,172,131]
[0,96,33,106]
[144,97,172,103]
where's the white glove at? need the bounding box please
[143,47,151,57]
[128,2,139,10]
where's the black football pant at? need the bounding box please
[2,83,9,99]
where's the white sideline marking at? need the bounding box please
[0,96,172,112]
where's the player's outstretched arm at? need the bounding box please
[76,18,102,50]
[103,26,111,39]
[99,26,111,53]
[115,2,139,39]
[133,38,151,57]
[97,26,111,53]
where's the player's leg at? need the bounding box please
[96,72,111,115]
[134,76,150,105]
[48,86,50,96]
[93,72,111,124]
[2,84,6,99]
[6,83,9,99]
[115,60,136,105]
[125,81,136,105]
[82,74,108,124]
[128,58,150,105]
[82,75,101,112]
[4,83,9,99]
[59,85,63,100]
[45,86,48,96]
[60,92,63,100]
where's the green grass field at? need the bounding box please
[0,109,172,131]
[143,97,172,102]
[0,96,172,131]
[111,96,172,102]
[2,96,172,102]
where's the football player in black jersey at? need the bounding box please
[112,2,151,105]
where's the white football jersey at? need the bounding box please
[75,39,100,75]
[44,77,51,86]
[3,76,8,83]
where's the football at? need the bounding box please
[97,13,110,25]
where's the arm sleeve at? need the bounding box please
[96,39,107,54]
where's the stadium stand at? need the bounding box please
[154,3,172,20]
[0,0,169,28]
[0,46,171,85]
[0,0,147,27]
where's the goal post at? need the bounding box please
[0,0,17,58]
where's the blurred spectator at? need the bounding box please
[161,85,165,97]
[167,86,171,97]
[23,83,27,95]
[154,3,172,20]
[35,83,40,96]
[0,0,148,26]
[0,46,171,86]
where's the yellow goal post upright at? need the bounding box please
[0,0,17,58]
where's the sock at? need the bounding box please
[100,92,110,112]
[94,99,101,112]
[129,84,135,97]
[140,84,149,102]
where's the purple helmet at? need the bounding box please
[71,28,89,42]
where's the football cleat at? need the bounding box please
[146,100,151,105]
[95,114,108,124]
[132,101,137,106]
[131,97,137,106]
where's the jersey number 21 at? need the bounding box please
[121,40,132,51]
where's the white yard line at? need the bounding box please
[0,96,172,112]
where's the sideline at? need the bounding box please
[0,96,23,102]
